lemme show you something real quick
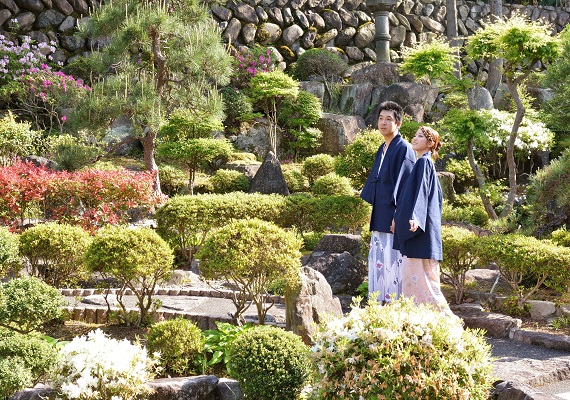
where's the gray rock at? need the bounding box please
[234,118,272,157]
[301,29,317,48]
[491,381,553,400]
[314,28,338,47]
[0,0,20,14]
[9,385,55,400]
[421,3,434,16]
[454,308,521,338]
[23,155,58,170]
[211,4,232,21]
[249,151,289,196]
[353,10,371,23]
[363,47,376,61]
[394,12,411,29]
[433,4,446,21]
[316,112,366,155]
[289,0,307,9]
[286,266,343,344]
[293,8,309,28]
[377,81,439,122]
[335,26,356,46]
[468,86,493,110]
[339,82,373,116]
[267,6,284,26]
[219,161,261,180]
[282,24,304,45]
[215,378,244,400]
[354,22,374,48]
[60,35,85,51]
[82,294,119,306]
[313,233,363,257]
[388,11,398,26]
[69,0,89,15]
[389,25,406,48]
[0,9,11,26]
[303,251,367,295]
[438,171,455,202]
[255,5,268,21]
[419,15,444,33]
[345,45,364,61]
[17,0,44,13]
[257,22,281,44]
[35,9,65,28]
[338,8,358,27]
[322,9,342,30]
[528,300,557,320]
[406,14,423,31]
[222,18,242,43]
[241,22,257,45]
[229,2,258,24]
[10,11,36,30]
[58,15,75,31]
[306,10,325,30]
[300,81,325,103]
[282,7,294,25]
[464,17,480,33]
[147,376,219,400]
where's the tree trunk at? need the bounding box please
[467,137,498,220]
[500,76,525,218]
[486,0,503,96]
[140,128,162,196]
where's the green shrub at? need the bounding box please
[199,321,255,375]
[309,297,493,399]
[475,234,570,306]
[281,194,371,234]
[302,154,335,185]
[301,231,326,252]
[311,172,354,196]
[0,112,43,167]
[220,86,254,125]
[198,219,302,325]
[158,164,189,196]
[334,128,383,189]
[551,228,570,247]
[445,158,477,193]
[443,202,489,227]
[283,168,308,193]
[0,227,20,278]
[0,276,64,334]
[441,225,480,304]
[156,193,287,262]
[84,226,174,327]
[0,329,59,383]
[0,356,32,400]
[19,223,91,288]
[47,134,101,172]
[210,169,250,193]
[293,48,348,82]
[228,325,311,400]
[146,318,205,377]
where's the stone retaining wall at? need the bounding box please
[1,0,569,68]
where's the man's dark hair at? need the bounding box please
[377,101,403,124]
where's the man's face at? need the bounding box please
[377,109,402,138]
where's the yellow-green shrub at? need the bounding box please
[0,227,20,279]
[302,154,335,185]
[311,172,354,196]
[210,169,250,193]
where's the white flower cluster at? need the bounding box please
[0,34,56,80]
[488,109,554,156]
[50,329,159,400]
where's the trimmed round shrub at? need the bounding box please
[0,276,64,334]
[47,134,101,172]
[85,226,174,326]
[198,218,302,324]
[0,328,59,382]
[309,297,494,399]
[445,158,477,193]
[311,172,354,196]
[302,154,335,185]
[0,227,20,278]
[334,128,383,189]
[443,203,489,227]
[228,325,311,400]
[210,169,250,193]
[283,168,307,193]
[159,164,189,196]
[279,90,322,128]
[293,48,348,82]
[146,318,205,377]
[0,356,32,400]
[19,222,91,287]
[551,228,570,247]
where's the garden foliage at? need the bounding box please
[311,172,354,196]
[50,329,158,400]
[210,169,250,193]
[0,161,159,231]
[0,276,64,334]
[309,297,494,399]
[198,218,302,325]
[0,227,20,278]
[84,226,174,327]
[228,325,311,400]
[334,128,383,189]
[19,223,91,287]
[0,112,43,167]
[146,318,205,377]
[302,153,335,186]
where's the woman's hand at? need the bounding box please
[390,218,395,233]
[409,219,419,232]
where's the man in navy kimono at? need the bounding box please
[360,101,415,303]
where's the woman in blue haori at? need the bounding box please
[360,101,415,303]
[393,126,452,314]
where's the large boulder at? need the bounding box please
[248,151,289,195]
[302,251,367,295]
[316,113,366,155]
[233,118,274,158]
[375,81,439,122]
[286,266,343,344]
[339,82,373,117]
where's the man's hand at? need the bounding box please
[409,219,419,232]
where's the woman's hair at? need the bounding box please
[420,126,442,160]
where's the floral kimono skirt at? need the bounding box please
[368,231,403,302]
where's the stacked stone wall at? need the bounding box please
[1,0,570,67]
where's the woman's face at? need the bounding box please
[412,128,433,154]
